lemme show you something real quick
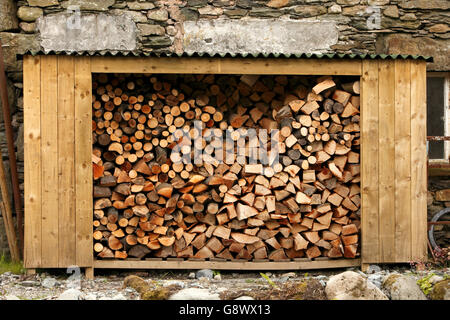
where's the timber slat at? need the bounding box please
[394,60,412,262]
[410,60,428,262]
[57,56,76,267]
[378,60,396,263]
[24,55,42,268]
[40,55,59,267]
[75,57,93,267]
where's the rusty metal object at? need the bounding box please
[0,38,23,257]
[428,208,450,252]
[427,163,450,169]
[427,136,450,141]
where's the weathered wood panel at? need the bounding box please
[410,60,428,262]
[361,60,380,263]
[23,55,42,268]
[74,57,93,267]
[394,60,412,262]
[57,56,76,267]
[378,60,396,262]
[40,56,59,267]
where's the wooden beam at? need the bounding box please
[91,57,362,76]
[94,258,361,270]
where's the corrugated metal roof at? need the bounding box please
[21,50,433,61]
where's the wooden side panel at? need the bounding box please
[23,55,42,268]
[394,60,412,262]
[410,60,428,262]
[57,56,76,267]
[40,56,59,267]
[361,60,380,263]
[75,57,93,267]
[377,60,396,262]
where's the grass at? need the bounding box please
[0,255,25,275]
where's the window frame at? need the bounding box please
[427,72,450,163]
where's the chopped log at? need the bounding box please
[303,231,320,244]
[343,244,358,258]
[92,73,360,262]
[306,245,321,259]
[268,248,288,260]
[158,236,176,247]
[194,246,214,259]
[231,232,260,244]
[236,203,259,221]
[156,183,173,198]
[312,78,335,94]
[128,245,150,259]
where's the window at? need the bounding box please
[427,73,449,161]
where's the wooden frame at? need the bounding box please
[427,72,450,164]
[23,55,428,277]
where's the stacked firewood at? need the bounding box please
[92,73,361,261]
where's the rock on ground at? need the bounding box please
[169,288,220,300]
[382,274,427,300]
[325,271,388,300]
[41,277,57,289]
[196,269,214,279]
[57,288,83,300]
[430,279,450,300]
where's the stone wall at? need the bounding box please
[428,176,450,249]
[0,0,448,256]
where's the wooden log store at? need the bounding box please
[22,53,430,278]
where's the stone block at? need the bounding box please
[183,19,338,55]
[138,24,165,36]
[27,0,59,6]
[399,0,450,10]
[17,6,43,22]
[127,1,156,10]
[0,0,18,31]
[0,32,40,71]
[61,0,115,11]
[376,34,450,71]
[37,13,137,52]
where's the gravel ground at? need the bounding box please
[0,265,448,300]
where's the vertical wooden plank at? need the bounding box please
[75,57,93,267]
[40,56,59,267]
[378,60,396,262]
[394,60,412,262]
[57,56,76,267]
[361,60,380,263]
[23,55,42,268]
[410,60,428,262]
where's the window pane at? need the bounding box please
[427,77,445,160]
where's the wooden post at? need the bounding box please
[0,149,20,262]
[26,268,36,275]
[0,39,24,257]
[361,263,369,273]
[85,267,94,280]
